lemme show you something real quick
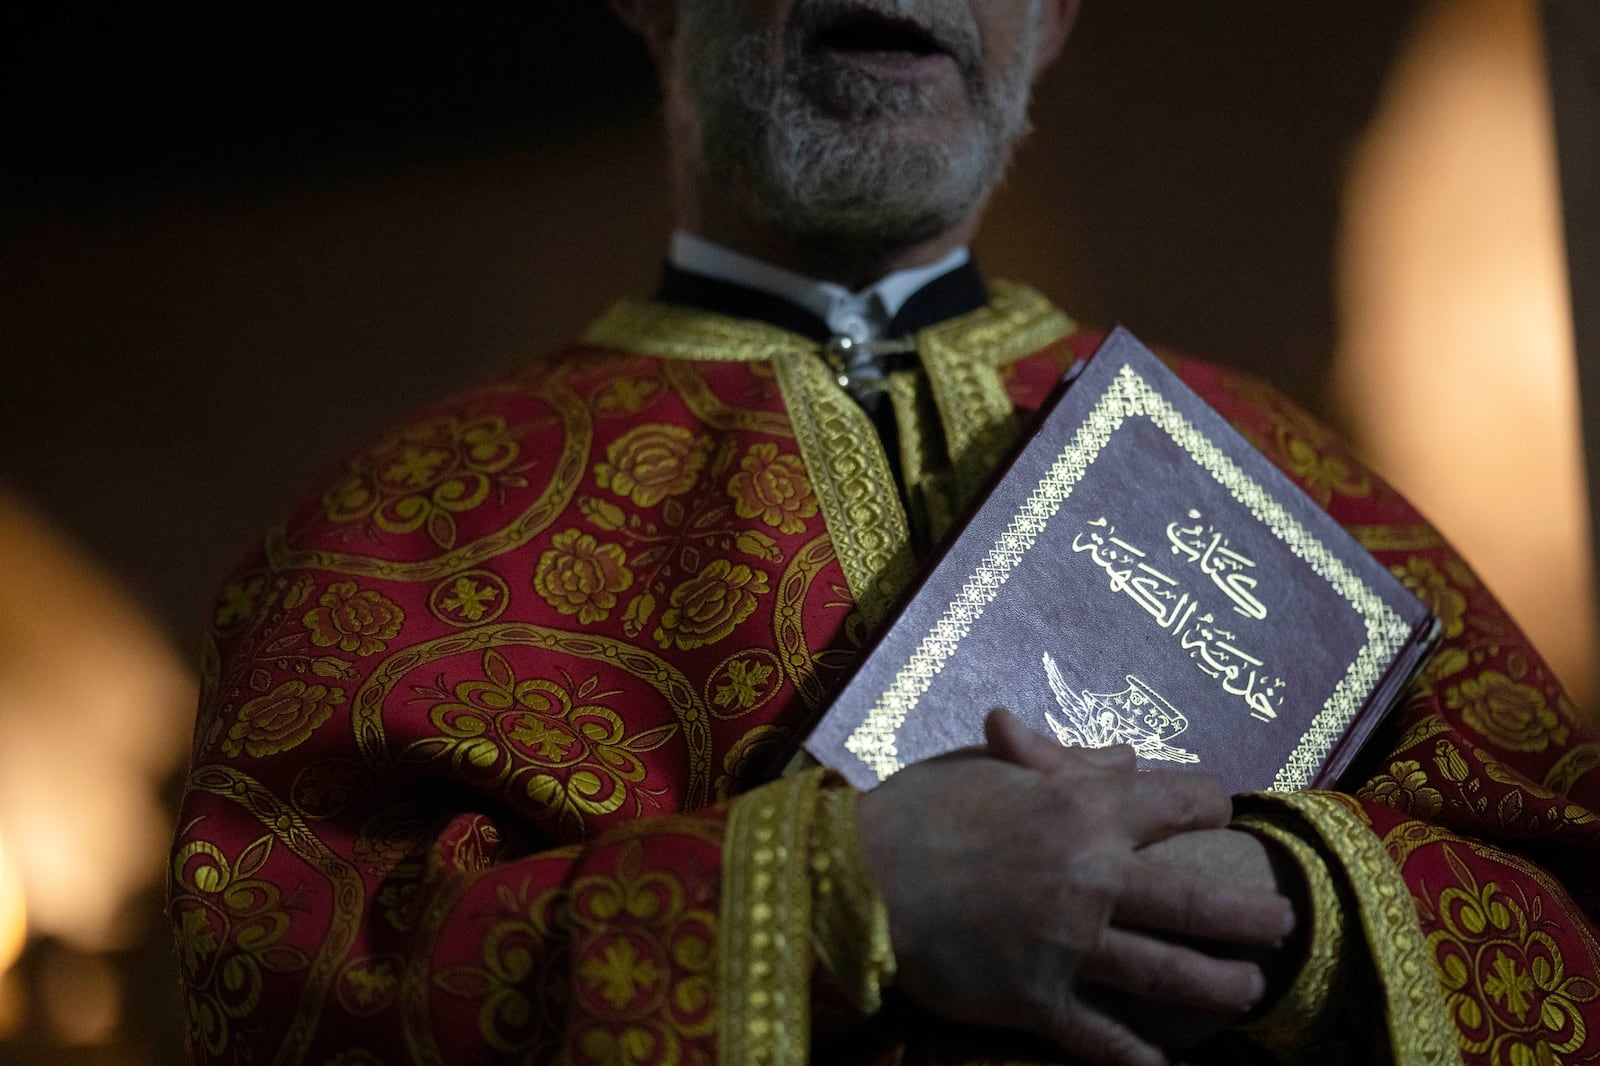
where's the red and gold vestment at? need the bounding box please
[171,284,1600,1065]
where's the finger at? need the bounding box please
[1082,927,1265,1016]
[1036,996,1169,1066]
[984,707,1135,772]
[1120,857,1292,947]
[1114,857,1295,946]
[1122,770,1233,843]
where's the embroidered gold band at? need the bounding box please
[1249,792,1463,1066]
[1233,811,1348,1050]
[810,785,897,1014]
[720,769,824,1066]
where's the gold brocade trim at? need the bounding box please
[810,786,896,1014]
[1233,811,1349,1052]
[932,279,1076,367]
[769,345,916,628]
[581,285,1072,625]
[663,360,797,437]
[918,281,1072,504]
[188,764,366,1066]
[885,369,957,548]
[265,378,592,582]
[1348,523,1446,554]
[773,535,851,713]
[350,622,712,810]
[585,298,816,363]
[843,362,1415,787]
[886,371,929,512]
[719,768,826,1066]
[1261,792,1462,1066]
[920,329,1019,503]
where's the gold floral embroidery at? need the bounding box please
[534,528,634,623]
[170,833,310,1062]
[1434,739,1473,784]
[713,725,792,800]
[223,679,346,758]
[654,558,770,651]
[1427,848,1599,1064]
[1362,759,1445,819]
[1278,425,1371,507]
[214,575,266,631]
[428,568,511,627]
[1448,670,1569,753]
[352,624,714,810]
[707,651,782,718]
[402,651,676,836]
[184,765,367,1066]
[302,581,404,656]
[290,757,364,819]
[1391,557,1468,639]
[336,956,401,1017]
[321,412,529,549]
[434,841,716,1064]
[593,375,666,417]
[596,423,712,508]
[728,442,818,535]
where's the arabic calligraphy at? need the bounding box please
[1071,515,1285,722]
[1166,508,1268,620]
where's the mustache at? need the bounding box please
[786,0,985,74]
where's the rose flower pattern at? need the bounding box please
[535,528,635,624]
[728,442,818,535]
[302,582,405,656]
[595,424,711,508]
[223,679,346,758]
[653,559,769,651]
[1448,670,1568,753]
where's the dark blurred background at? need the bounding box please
[1,3,1589,1062]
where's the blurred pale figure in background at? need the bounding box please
[0,493,193,1036]
[1336,0,1597,706]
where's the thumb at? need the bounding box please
[984,707,1134,772]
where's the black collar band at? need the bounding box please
[656,257,991,343]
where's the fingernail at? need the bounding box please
[1249,967,1266,1008]
[1279,902,1297,940]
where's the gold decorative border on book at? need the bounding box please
[843,362,1414,791]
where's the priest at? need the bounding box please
[169,2,1600,1064]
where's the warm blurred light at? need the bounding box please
[0,966,23,1040]
[0,835,24,976]
[1335,0,1596,705]
[0,491,195,951]
[38,946,121,1046]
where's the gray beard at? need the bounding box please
[679,0,1039,259]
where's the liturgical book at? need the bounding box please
[800,327,1441,794]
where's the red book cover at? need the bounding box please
[800,327,1440,793]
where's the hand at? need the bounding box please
[855,709,1294,1066]
[1099,829,1299,1050]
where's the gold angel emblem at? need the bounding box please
[1041,654,1200,764]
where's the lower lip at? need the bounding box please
[826,49,957,80]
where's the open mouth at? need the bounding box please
[813,12,951,59]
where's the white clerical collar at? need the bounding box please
[668,230,971,343]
